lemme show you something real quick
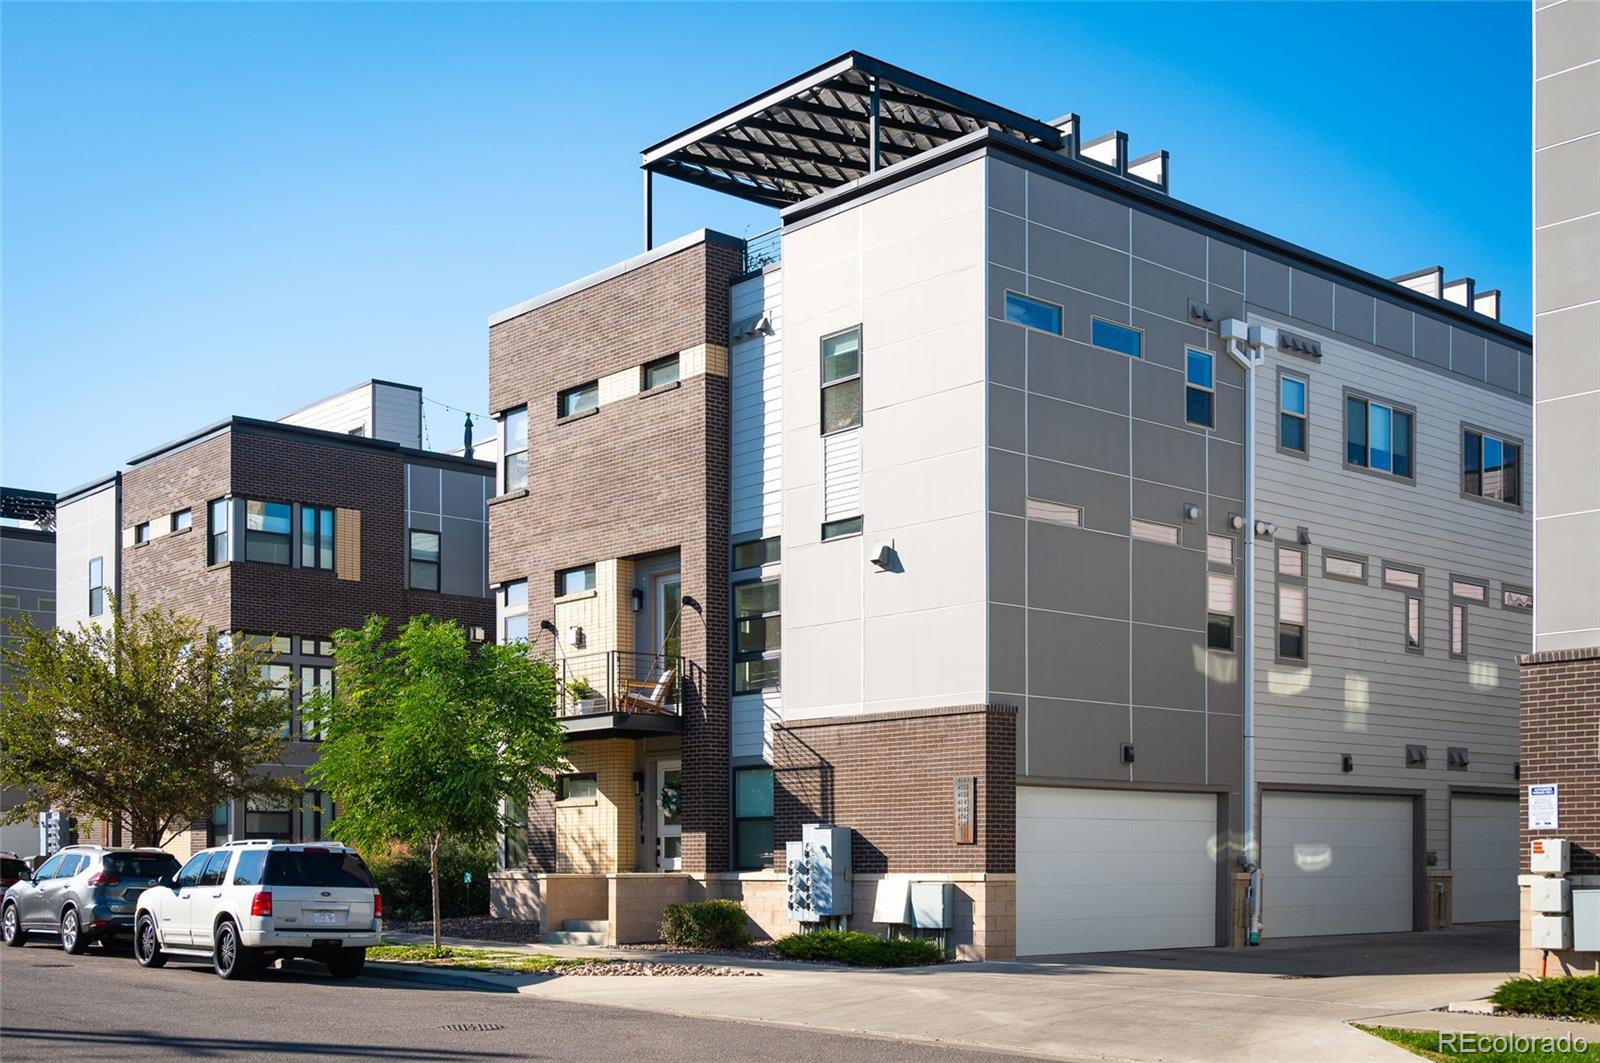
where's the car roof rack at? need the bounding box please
[222,839,277,848]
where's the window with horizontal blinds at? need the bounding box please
[1026,497,1081,527]
[1324,553,1366,581]
[822,430,861,523]
[1130,519,1179,545]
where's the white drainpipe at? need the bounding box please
[1220,318,1275,946]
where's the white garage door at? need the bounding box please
[1262,791,1413,938]
[1451,795,1518,923]
[1017,787,1218,955]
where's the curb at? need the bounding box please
[362,960,522,993]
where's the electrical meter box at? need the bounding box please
[910,881,955,929]
[1530,838,1570,874]
[1532,915,1573,951]
[1574,890,1600,953]
[785,824,853,922]
[872,877,913,925]
[1531,877,1572,914]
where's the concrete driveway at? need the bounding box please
[520,923,1522,1062]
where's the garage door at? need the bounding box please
[1262,791,1413,938]
[1017,787,1218,955]
[1451,795,1517,923]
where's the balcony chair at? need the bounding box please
[616,667,677,715]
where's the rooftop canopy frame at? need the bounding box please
[639,51,1063,248]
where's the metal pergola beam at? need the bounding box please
[699,133,869,178]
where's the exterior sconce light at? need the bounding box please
[1228,513,1246,531]
[1183,504,1202,522]
[1254,520,1277,539]
[631,588,644,612]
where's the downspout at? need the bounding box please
[1220,319,1274,946]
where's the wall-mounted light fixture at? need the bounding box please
[566,625,585,649]
[1341,753,1354,773]
[1121,743,1136,764]
[633,771,644,795]
[1183,504,1202,522]
[631,588,644,612]
[539,619,558,637]
[1228,513,1246,531]
[1254,520,1278,539]
[681,594,702,615]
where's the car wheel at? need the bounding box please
[1,904,26,948]
[60,908,88,955]
[213,920,256,980]
[326,949,366,980]
[134,913,166,968]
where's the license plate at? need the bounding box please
[310,911,341,926]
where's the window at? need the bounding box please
[262,662,293,738]
[299,790,335,842]
[1346,394,1414,479]
[208,499,229,564]
[1450,578,1487,603]
[733,578,780,694]
[821,516,862,541]
[555,565,595,597]
[1462,428,1521,506]
[1185,349,1215,428]
[1279,373,1308,454]
[1384,563,1424,653]
[1323,551,1367,582]
[502,579,529,644]
[198,849,232,888]
[1207,574,1235,651]
[300,506,335,570]
[502,406,528,492]
[732,537,780,571]
[1091,318,1142,358]
[409,530,441,591]
[1003,291,1063,334]
[558,381,599,419]
[1131,518,1180,545]
[1450,603,1467,658]
[32,854,66,881]
[1449,578,1486,661]
[88,556,104,617]
[211,802,233,845]
[1503,586,1533,611]
[244,500,293,564]
[820,327,862,435]
[1277,545,1307,661]
[300,665,332,740]
[1383,564,1421,591]
[301,637,335,657]
[176,852,208,889]
[1207,534,1234,567]
[232,850,267,886]
[171,508,192,533]
[1026,497,1082,528]
[134,521,151,544]
[244,799,293,840]
[642,354,680,390]
[559,774,598,801]
[734,767,775,870]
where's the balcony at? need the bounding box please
[742,226,781,274]
[555,650,686,739]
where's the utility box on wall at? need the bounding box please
[1532,915,1573,951]
[1530,838,1570,875]
[911,881,955,930]
[1574,890,1600,952]
[785,824,853,923]
[1531,878,1572,914]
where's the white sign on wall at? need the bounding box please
[1528,784,1559,830]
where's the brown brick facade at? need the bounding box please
[1519,646,1600,875]
[773,705,1018,875]
[488,234,743,873]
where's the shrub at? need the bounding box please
[364,839,496,921]
[773,929,944,967]
[1490,975,1600,1021]
[659,900,751,949]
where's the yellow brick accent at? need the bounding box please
[335,508,361,581]
[555,739,639,873]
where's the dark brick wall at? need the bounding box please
[1520,647,1600,874]
[488,235,742,873]
[773,705,1018,875]
[121,433,233,630]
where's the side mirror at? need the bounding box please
[159,874,177,890]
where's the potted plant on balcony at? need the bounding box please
[566,677,607,715]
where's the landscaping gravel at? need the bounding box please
[612,941,780,962]
[386,915,544,944]
[565,962,760,977]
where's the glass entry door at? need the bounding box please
[655,759,682,870]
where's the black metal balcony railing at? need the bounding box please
[743,226,781,274]
[556,650,684,718]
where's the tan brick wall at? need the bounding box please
[556,739,638,874]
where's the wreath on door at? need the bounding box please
[659,780,682,819]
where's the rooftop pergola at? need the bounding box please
[639,52,1064,247]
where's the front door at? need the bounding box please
[655,759,682,871]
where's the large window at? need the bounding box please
[208,498,230,564]
[409,530,441,591]
[734,767,774,870]
[261,660,294,739]
[88,556,104,617]
[1277,544,1307,661]
[502,406,528,492]
[1091,318,1142,358]
[1003,291,1062,334]
[244,500,293,565]
[558,382,599,419]
[1279,373,1308,454]
[300,665,332,741]
[642,354,680,391]
[733,578,780,694]
[502,579,529,644]
[556,564,595,597]
[1185,349,1215,428]
[301,506,335,570]
[820,327,862,435]
[732,537,780,571]
[244,799,293,840]
[1346,394,1414,479]
[1462,428,1521,506]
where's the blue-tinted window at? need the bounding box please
[1346,395,1413,479]
[1185,349,1215,428]
[1091,319,1142,358]
[1280,376,1308,453]
[1003,292,1062,334]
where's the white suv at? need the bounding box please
[134,840,381,980]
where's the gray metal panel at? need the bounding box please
[988,383,1026,452]
[1245,253,1291,315]
[1414,315,1451,370]
[1452,328,1487,380]
[1133,258,1207,323]
[1208,711,1243,786]
[989,209,1025,271]
[1131,357,1187,428]
[1375,299,1414,355]
[1131,540,1205,629]
[990,602,1026,696]
[1134,212,1207,279]
[1028,224,1129,302]
[989,158,1025,216]
[1131,310,1211,375]
[1209,240,1245,293]
[1027,457,1130,535]
[1028,522,1130,619]
[1486,342,1520,392]
[1133,480,1207,549]
[1132,625,1206,711]
[1026,169,1129,249]
[1028,394,1129,473]
[1291,270,1334,329]
[1131,419,1206,491]
[407,465,442,514]
[988,448,1026,516]
[1210,438,1244,502]
[990,319,1026,389]
[1027,333,1130,414]
[441,468,487,520]
[1334,286,1376,344]
[1027,696,1129,780]
[1132,706,1208,784]
[1027,609,1130,704]
[1029,277,1128,348]
[440,515,485,598]
[989,513,1026,605]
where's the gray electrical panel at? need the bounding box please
[1574,889,1600,952]
[911,881,954,929]
[785,823,853,922]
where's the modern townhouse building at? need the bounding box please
[1,488,57,858]
[482,52,1533,959]
[55,380,495,861]
[1522,0,1600,976]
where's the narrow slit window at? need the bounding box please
[558,382,599,419]
[1131,518,1180,545]
[1091,318,1142,358]
[1277,544,1308,661]
[208,499,230,564]
[1026,497,1082,528]
[409,530,441,591]
[1003,291,1063,334]
[1207,572,1235,651]
[1407,596,1423,652]
[1450,603,1467,658]
[1279,374,1308,453]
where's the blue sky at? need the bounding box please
[2,2,1532,494]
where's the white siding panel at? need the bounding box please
[1017,787,1218,955]
[731,691,781,761]
[1262,792,1413,937]
[1450,794,1518,923]
[730,268,783,539]
[371,382,423,448]
[823,430,862,521]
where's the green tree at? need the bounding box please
[0,597,294,846]
[306,615,563,950]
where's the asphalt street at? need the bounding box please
[0,940,1026,1062]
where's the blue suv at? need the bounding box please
[2,845,179,953]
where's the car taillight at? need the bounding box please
[373,893,383,919]
[86,871,120,886]
[249,891,273,917]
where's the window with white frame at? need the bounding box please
[502,579,529,644]
[1185,348,1215,428]
[502,406,528,492]
[820,327,862,435]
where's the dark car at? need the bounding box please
[2,845,180,953]
[0,852,28,891]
